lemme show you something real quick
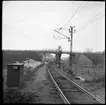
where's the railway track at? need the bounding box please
[46,63,105,104]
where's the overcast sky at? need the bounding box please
[2,1,105,52]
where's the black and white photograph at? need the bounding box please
[3,1,105,104]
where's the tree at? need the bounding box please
[84,48,93,53]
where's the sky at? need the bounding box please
[2,1,105,53]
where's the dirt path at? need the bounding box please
[20,65,63,103]
[34,65,47,83]
[20,65,47,93]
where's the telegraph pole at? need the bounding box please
[69,26,75,75]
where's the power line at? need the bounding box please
[59,2,85,31]
[76,12,103,31]
[75,14,105,33]
[54,30,69,39]
[76,14,105,32]
[64,2,84,27]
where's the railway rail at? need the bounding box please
[46,63,105,104]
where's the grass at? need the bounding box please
[62,63,105,83]
[62,63,105,99]
[3,89,37,103]
[84,75,105,87]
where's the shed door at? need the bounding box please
[7,66,20,87]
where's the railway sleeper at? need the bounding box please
[49,64,105,104]
[61,89,82,92]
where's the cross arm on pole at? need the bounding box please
[55,28,69,31]
[54,30,70,39]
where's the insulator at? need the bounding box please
[74,29,76,33]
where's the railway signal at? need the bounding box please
[55,46,62,68]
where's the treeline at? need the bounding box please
[83,52,105,65]
[2,50,105,67]
[2,50,43,68]
[64,52,105,66]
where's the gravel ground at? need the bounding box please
[48,65,100,104]
[55,64,105,101]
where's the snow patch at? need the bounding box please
[75,76,85,81]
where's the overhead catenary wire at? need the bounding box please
[75,14,105,33]
[59,2,85,31]
[64,2,85,27]
[54,1,85,39]
[54,2,104,41]
[75,12,103,32]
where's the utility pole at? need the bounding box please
[54,26,76,74]
[69,26,75,75]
